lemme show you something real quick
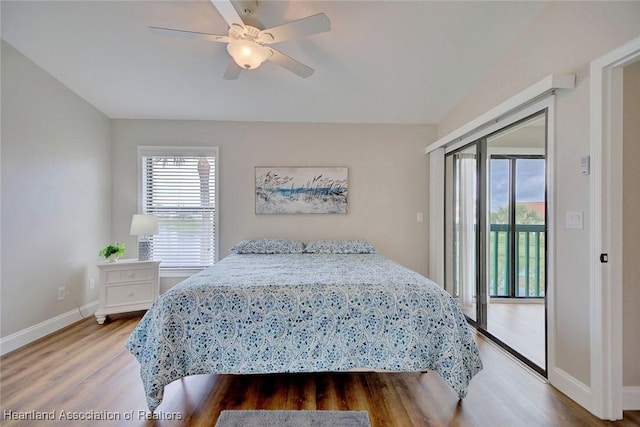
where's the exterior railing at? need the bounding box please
[489,224,545,298]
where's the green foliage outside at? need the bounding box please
[490,204,544,225]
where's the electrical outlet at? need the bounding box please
[89,279,95,290]
[57,287,66,301]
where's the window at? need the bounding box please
[138,146,218,274]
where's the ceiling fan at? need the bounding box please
[149,0,331,79]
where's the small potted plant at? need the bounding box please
[99,242,126,262]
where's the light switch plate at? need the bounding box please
[566,211,584,229]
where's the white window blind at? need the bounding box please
[139,147,218,271]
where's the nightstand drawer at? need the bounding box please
[105,282,154,307]
[104,267,154,284]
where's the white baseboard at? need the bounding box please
[544,366,640,415]
[623,387,640,410]
[549,366,592,413]
[0,301,98,356]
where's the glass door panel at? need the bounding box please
[445,144,478,322]
[485,113,547,372]
[515,158,546,298]
[488,158,510,298]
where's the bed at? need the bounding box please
[125,239,482,411]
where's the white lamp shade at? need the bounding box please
[227,39,270,70]
[130,214,159,236]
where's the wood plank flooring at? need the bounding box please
[1,313,639,427]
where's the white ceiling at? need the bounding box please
[1,1,547,124]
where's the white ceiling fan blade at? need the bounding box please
[210,0,245,30]
[223,59,243,80]
[149,27,229,43]
[268,48,314,79]
[259,13,330,44]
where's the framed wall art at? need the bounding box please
[255,167,348,214]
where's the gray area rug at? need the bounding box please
[215,410,371,427]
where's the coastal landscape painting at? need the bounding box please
[255,167,348,214]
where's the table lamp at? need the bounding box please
[130,214,159,261]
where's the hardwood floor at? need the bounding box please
[1,313,639,427]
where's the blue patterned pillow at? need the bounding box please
[304,240,376,254]
[230,239,305,254]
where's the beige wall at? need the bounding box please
[1,41,112,337]
[623,60,640,386]
[111,120,435,292]
[437,1,640,386]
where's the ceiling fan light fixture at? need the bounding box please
[149,0,330,78]
[227,39,270,70]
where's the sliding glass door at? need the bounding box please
[444,111,548,374]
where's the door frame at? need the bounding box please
[589,36,640,420]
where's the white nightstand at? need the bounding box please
[95,259,160,324]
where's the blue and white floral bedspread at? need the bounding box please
[125,254,482,410]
